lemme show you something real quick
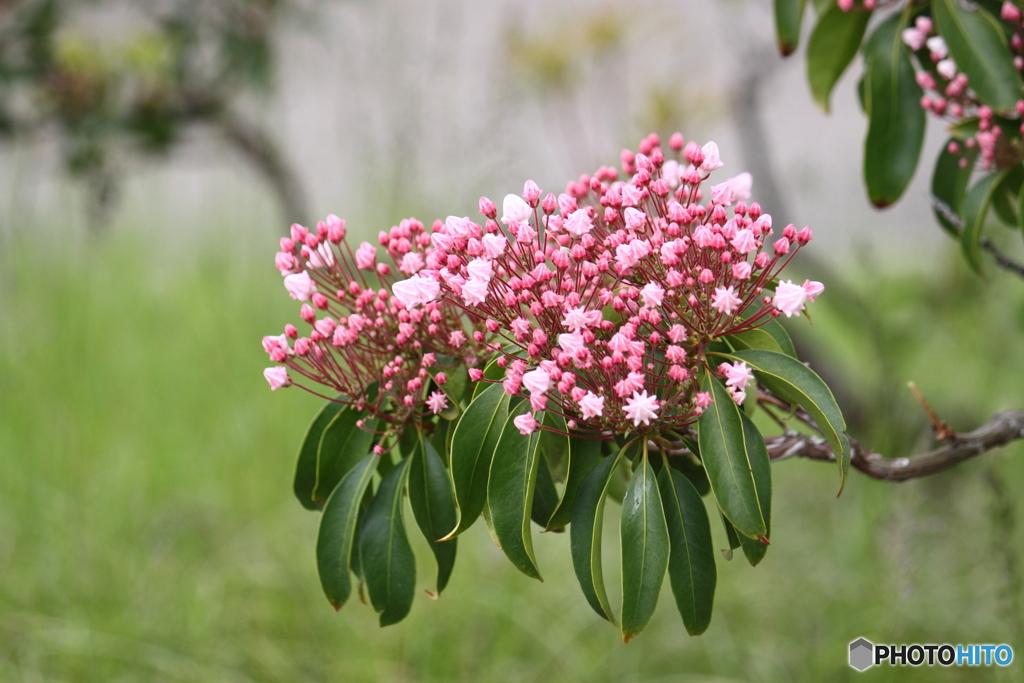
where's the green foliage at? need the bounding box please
[316,452,379,609]
[0,0,310,225]
[487,403,545,580]
[697,375,771,541]
[932,0,1021,114]
[806,3,871,112]
[862,10,926,208]
[932,138,980,236]
[619,448,669,643]
[773,0,807,57]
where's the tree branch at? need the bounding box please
[980,239,1024,279]
[763,411,1024,481]
[215,110,309,227]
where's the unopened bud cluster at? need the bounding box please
[389,133,823,437]
[262,215,487,426]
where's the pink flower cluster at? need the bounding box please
[903,7,1024,171]
[262,215,486,425]
[390,133,822,436]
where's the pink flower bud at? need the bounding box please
[312,292,329,309]
[290,223,308,243]
[797,226,813,245]
[669,132,684,151]
[773,237,790,256]
[284,324,298,339]
[479,196,497,219]
[264,367,292,390]
[523,180,541,206]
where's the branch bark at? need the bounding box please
[980,239,1024,279]
[216,110,309,227]
[764,411,1024,481]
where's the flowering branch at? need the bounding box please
[760,410,1024,481]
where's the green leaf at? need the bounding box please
[531,451,561,530]
[724,349,851,493]
[806,3,871,112]
[619,447,669,643]
[313,407,377,505]
[293,397,346,510]
[445,382,510,539]
[931,138,980,236]
[359,456,416,626]
[315,453,379,610]
[570,450,623,624]
[408,433,458,597]
[548,435,604,530]
[738,411,772,567]
[727,320,796,358]
[992,164,1024,226]
[862,10,926,207]
[658,466,716,636]
[487,404,544,579]
[669,437,711,497]
[774,0,807,56]
[1017,174,1024,237]
[933,0,1022,114]
[961,170,1009,273]
[697,375,771,540]
[720,513,742,561]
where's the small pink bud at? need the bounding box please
[773,238,790,256]
[542,193,557,214]
[797,226,813,245]
[290,223,308,243]
[669,132,684,151]
[284,324,298,339]
[312,292,329,309]
[479,196,497,219]
[783,224,797,240]
[1002,1,1021,21]
[468,368,484,381]
[280,237,295,252]
[523,180,541,206]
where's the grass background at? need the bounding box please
[1,225,1023,682]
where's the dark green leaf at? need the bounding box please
[727,319,796,358]
[862,11,926,207]
[668,438,711,497]
[445,382,510,538]
[548,435,604,530]
[934,0,1022,114]
[806,4,871,112]
[570,450,623,624]
[961,170,1009,273]
[724,349,851,493]
[531,451,561,530]
[487,404,544,579]
[721,513,741,561]
[408,434,458,596]
[313,408,377,505]
[737,411,772,567]
[620,448,669,643]
[774,0,807,56]
[359,456,416,626]
[658,466,716,636]
[293,397,345,510]
[697,375,771,541]
[931,138,980,236]
[992,164,1024,225]
[316,453,379,609]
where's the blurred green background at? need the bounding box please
[3,0,1024,681]
[1,225,1022,682]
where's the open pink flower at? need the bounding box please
[426,391,449,415]
[624,391,660,427]
[284,271,317,301]
[773,280,808,317]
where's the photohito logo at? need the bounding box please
[849,638,1014,671]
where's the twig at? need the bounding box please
[980,239,1024,278]
[907,381,956,440]
[762,411,1024,481]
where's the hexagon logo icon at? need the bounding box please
[849,638,874,671]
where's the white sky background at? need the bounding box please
[0,0,950,264]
